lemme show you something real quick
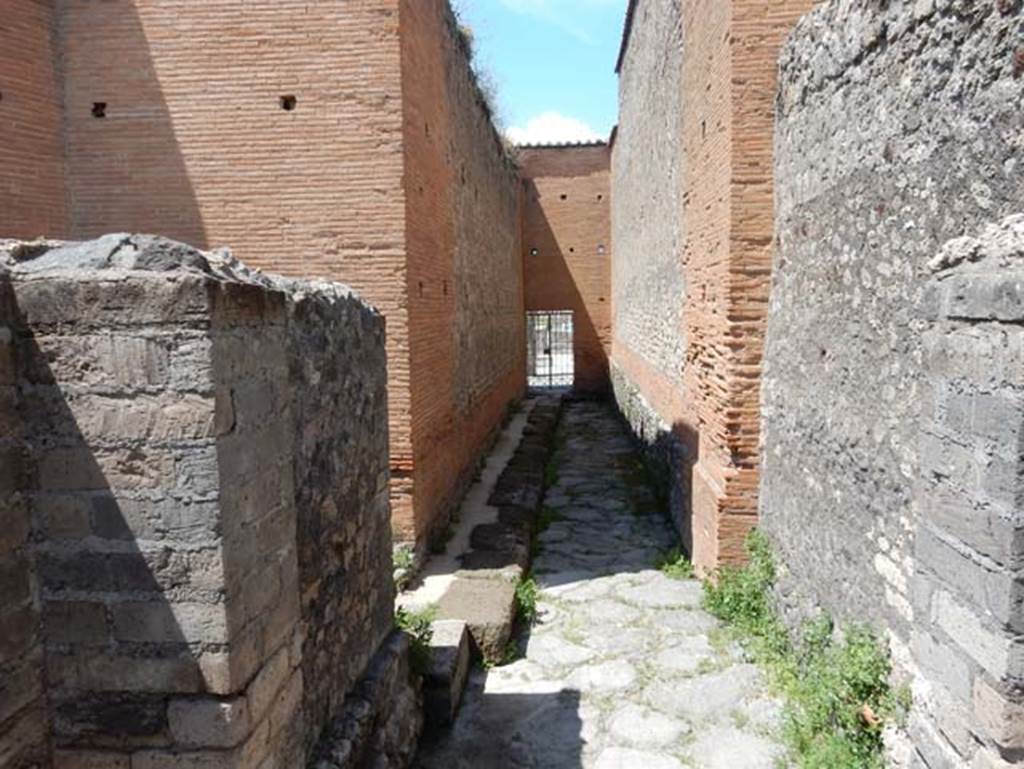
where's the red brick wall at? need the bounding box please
[0,0,68,238]
[56,0,418,534]
[519,145,611,392]
[399,0,524,542]
[10,0,526,548]
[613,0,816,574]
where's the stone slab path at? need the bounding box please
[415,400,788,769]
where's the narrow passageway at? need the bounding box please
[415,400,786,769]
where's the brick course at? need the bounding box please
[519,144,611,393]
[0,0,67,239]
[611,0,815,574]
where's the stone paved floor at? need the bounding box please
[415,400,788,769]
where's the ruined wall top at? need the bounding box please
[0,234,381,314]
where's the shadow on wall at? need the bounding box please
[14,319,199,752]
[522,180,609,394]
[62,2,205,244]
[609,362,701,559]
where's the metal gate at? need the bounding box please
[527,310,574,388]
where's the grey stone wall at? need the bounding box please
[0,235,416,768]
[764,2,1024,766]
[909,216,1024,768]
[0,267,49,769]
[283,279,395,753]
[611,0,684,384]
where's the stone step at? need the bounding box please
[423,619,474,729]
[435,575,516,665]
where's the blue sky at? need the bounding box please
[453,0,627,144]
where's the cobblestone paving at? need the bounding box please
[416,400,788,769]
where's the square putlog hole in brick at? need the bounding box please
[280,95,297,111]
[92,102,107,118]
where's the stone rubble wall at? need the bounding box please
[0,236,418,768]
[765,2,1024,766]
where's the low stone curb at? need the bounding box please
[428,393,564,706]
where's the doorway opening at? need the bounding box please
[527,310,574,388]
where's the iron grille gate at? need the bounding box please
[527,310,574,388]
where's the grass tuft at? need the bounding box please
[656,547,695,580]
[514,575,539,625]
[703,531,908,769]
[394,604,436,675]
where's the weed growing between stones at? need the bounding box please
[703,532,908,769]
[655,547,694,579]
[393,545,416,590]
[514,576,539,624]
[395,605,436,675]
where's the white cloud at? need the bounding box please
[505,111,603,146]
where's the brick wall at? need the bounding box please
[398,0,525,544]
[611,0,815,574]
[519,144,611,393]
[55,0,419,539]
[0,235,407,767]
[0,0,68,238]
[767,3,1024,765]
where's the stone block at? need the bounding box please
[36,494,93,540]
[53,692,169,743]
[0,653,45,725]
[167,696,251,749]
[424,619,472,728]
[907,712,972,769]
[244,644,291,724]
[54,749,132,769]
[933,590,1024,681]
[973,676,1024,751]
[48,650,202,694]
[917,488,1024,568]
[946,272,1024,323]
[0,500,30,557]
[0,603,41,666]
[12,272,213,329]
[971,746,1019,769]
[915,526,1023,631]
[436,577,515,663]
[44,601,109,646]
[111,601,229,645]
[911,629,974,704]
[0,551,34,610]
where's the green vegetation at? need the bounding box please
[392,545,415,590]
[393,545,415,572]
[394,604,436,675]
[656,547,695,580]
[703,531,908,769]
[514,575,539,625]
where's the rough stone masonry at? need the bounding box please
[764,1,1024,766]
[0,235,420,769]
